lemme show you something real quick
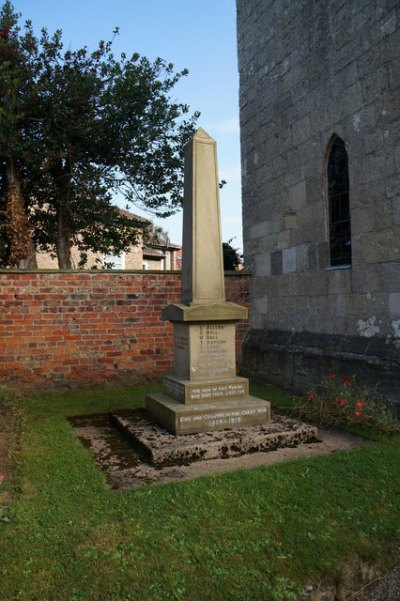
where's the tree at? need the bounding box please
[223,238,242,271]
[0,2,199,268]
[0,2,37,268]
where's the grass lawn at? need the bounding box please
[0,382,399,601]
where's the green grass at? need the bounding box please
[1,383,400,601]
[250,382,297,410]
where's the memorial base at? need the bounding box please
[163,374,249,404]
[145,392,271,435]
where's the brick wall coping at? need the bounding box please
[0,269,251,276]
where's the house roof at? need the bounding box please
[117,207,150,224]
[116,206,181,250]
[142,246,165,258]
[150,239,181,250]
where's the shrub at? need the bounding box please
[292,373,399,433]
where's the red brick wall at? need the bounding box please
[0,271,250,391]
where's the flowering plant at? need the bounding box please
[294,374,399,432]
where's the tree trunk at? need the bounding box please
[55,203,73,269]
[4,158,36,269]
[51,157,74,270]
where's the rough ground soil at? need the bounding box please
[0,402,18,505]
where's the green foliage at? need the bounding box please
[292,373,400,434]
[0,384,399,600]
[0,2,199,268]
[223,238,242,271]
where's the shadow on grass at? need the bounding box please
[0,381,399,601]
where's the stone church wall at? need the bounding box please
[237,0,400,403]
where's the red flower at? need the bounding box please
[308,391,316,399]
[342,377,351,385]
[354,411,361,419]
[15,450,21,456]
[339,399,345,406]
[328,372,337,380]
[357,401,363,409]
[0,474,4,483]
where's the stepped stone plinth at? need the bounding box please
[145,128,270,435]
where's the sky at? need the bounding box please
[12,0,243,252]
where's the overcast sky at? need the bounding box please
[12,0,243,251]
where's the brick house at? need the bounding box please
[35,209,181,271]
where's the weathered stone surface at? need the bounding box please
[271,250,283,275]
[145,394,270,435]
[242,328,400,408]
[162,301,247,322]
[180,128,225,305]
[237,0,400,403]
[110,408,317,466]
[389,293,400,319]
[146,128,270,433]
[170,322,237,381]
[71,411,375,491]
[163,374,249,404]
[282,247,297,274]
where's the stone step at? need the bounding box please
[145,393,271,435]
[109,408,319,467]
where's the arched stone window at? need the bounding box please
[327,136,352,266]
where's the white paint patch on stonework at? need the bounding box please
[357,316,380,337]
[392,320,400,338]
[353,113,361,131]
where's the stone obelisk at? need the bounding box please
[145,128,270,435]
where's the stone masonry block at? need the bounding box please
[389,57,400,90]
[283,212,298,230]
[292,114,311,146]
[254,296,268,317]
[305,177,322,205]
[318,242,330,270]
[358,230,400,264]
[282,247,297,273]
[351,264,400,294]
[277,230,291,250]
[287,180,307,209]
[249,220,270,240]
[296,272,328,297]
[254,253,271,277]
[393,195,400,225]
[263,273,298,298]
[271,251,283,275]
[327,268,352,295]
[296,244,308,273]
[307,245,318,271]
[283,166,306,188]
[389,293,400,318]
